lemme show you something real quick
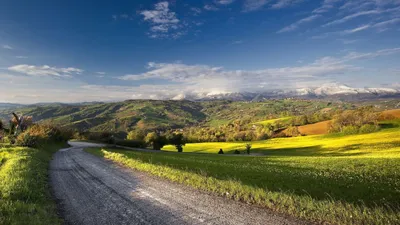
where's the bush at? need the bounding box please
[245,143,252,155]
[342,126,359,135]
[15,132,39,147]
[234,150,240,154]
[359,124,380,134]
[15,124,73,147]
[286,125,301,137]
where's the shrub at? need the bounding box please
[286,125,301,137]
[127,130,146,141]
[234,150,240,154]
[15,124,73,147]
[15,132,39,147]
[245,143,252,155]
[341,126,359,135]
[168,133,186,152]
[359,124,380,134]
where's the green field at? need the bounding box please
[0,144,62,225]
[87,123,400,224]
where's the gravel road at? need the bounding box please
[50,142,304,225]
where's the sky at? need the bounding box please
[0,0,399,103]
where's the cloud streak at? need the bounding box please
[277,14,321,33]
[2,45,13,50]
[8,65,83,77]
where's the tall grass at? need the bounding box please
[0,144,63,225]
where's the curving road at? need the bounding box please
[50,142,304,225]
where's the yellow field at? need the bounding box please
[163,126,400,158]
[254,116,292,125]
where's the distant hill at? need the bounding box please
[0,103,25,110]
[1,99,398,136]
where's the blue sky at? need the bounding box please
[0,0,399,103]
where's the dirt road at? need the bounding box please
[50,142,303,225]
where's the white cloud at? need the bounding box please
[313,0,343,13]
[8,65,83,77]
[277,14,321,33]
[140,2,182,38]
[323,10,380,27]
[116,47,400,96]
[373,18,400,27]
[2,45,13,50]
[215,0,235,5]
[190,7,202,15]
[15,56,28,59]
[96,72,106,75]
[243,0,269,12]
[342,24,371,34]
[204,4,219,11]
[271,0,305,9]
[343,47,400,61]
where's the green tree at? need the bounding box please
[168,133,186,152]
[126,129,145,141]
[145,132,168,150]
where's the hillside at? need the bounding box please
[1,99,398,137]
[0,99,354,133]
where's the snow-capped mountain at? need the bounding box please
[171,83,400,101]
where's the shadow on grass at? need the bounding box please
[93,147,400,211]
[220,141,400,157]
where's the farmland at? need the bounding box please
[87,120,400,224]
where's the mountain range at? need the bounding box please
[171,84,400,101]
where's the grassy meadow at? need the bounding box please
[0,144,62,225]
[87,121,400,224]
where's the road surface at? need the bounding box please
[50,142,304,225]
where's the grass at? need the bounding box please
[86,123,400,224]
[0,143,64,225]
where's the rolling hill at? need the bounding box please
[0,99,356,133]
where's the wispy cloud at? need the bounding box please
[115,47,400,97]
[204,4,219,11]
[140,2,182,38]
[271,0,305,9]
[277,14,321,33]
[215,0,235,5]
[2,45,13,50]
[342,24,371,34]
[96,72,106,75]
[232,40,244,44]
[8,65,83,77]
[323,10,380,27]
[243,0,269,12]
[313,0,343,14]
[15,56,28,59]
[190,7,202,15]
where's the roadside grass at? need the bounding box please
[0,143,63,225]
[86,124,400,224]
